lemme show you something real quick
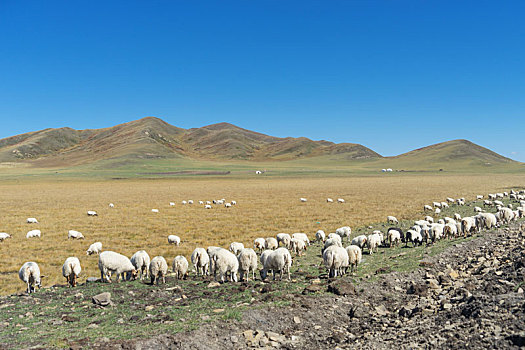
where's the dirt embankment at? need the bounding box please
[90,222,525,350]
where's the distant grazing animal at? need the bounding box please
[130,250,151,281]
[68,230,84,240]
[26,218,38,224]
[149,256,168,285]
[87,211,98,216]
[168,235,181,245]
[86,242,102,255]
[19,262,42,294]
[62,257,81,287]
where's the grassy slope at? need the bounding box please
[0,196,522,349]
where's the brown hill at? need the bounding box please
[0,117,381,167]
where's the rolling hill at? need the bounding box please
[0,117,519,173]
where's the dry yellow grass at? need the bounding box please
[0,174,521,295]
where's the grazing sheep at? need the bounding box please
[300,198,307,202]
[323,245,349,278]
[406,230,423,247]
[337,198,345,203]
[170,202,175,206]
[474,206,483,213]
[292,233,310,247]
[290,238,306,256]
[191,248,210,276]
[276,233,292,248]
[260,249,273,268]
[253,238,266,251]
[229,242,245,255]
[424,205,433,211]
[430,223,445,243]
[350,235,367,249]
[225,203,232,208]
[260,248,292,281]
[109,203,115,208]
[130,250,151,281]
[477,212,497,230]
[149,256,168,285]
[206,246,223,277]
[19,262,41,294]
[454,213,462,221]
[26,218,38,224]
[476,195,483,200]
[237,248,258,281]
[494,200,504,207]
[172,255,189,279]
[87,211,98,216]
[499,207,514,224]
[346,245,362,273]
[188,200,194,204]
[231,200,237,205]
[433,202,442,208]
[62,257,81,287]
[443,223,458,239]
[0,232,12,241]
[98,251,137,283]
[315,230,326,242]
[263,237,277,250]
[441,202,449,209]
[168,235,181,245]
[387,229,401,247]
[446,197,455,203]
[367,233,381,254]
[198,201,204,205]
[461,217,477,236]
[182,200,187,205]
[335,226,352,241]
[387,216,399,225]
[327,198,334,203]
[151,209,159,213]
[388,227,405,243]
[86,242,102,255]
[456,199,465,206]
[213,249,239,283]
[204,204,212,209]
[424,216,434,223]
[68,230,85,240]
[323,237,343,254]
[435,208,441,215]
[26,229,41,239]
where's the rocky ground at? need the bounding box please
[86,222,525,349]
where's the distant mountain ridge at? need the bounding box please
[0,117,516,168]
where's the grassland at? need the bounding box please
[0,173,523,295]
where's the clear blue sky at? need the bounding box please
[1,1,524,161]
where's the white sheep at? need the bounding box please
[435,208,441,215]
[499,207,514,224]
[323,245,348,278]
[433,201,442,208]
[367,233,381,254]
[229,242,245,255]
[87,211,98,216]
[130,250,151,280]
[98,251,137,283]
[26,217,38,224]
[254,238,266,251]
[406,230,423,247]
[443,222,458,239]
[350,235,367,249]
[260,248,292,281]
[315,230,326,242]
[290,237,306,256]
[182,200,187,205]
[477,212,497,230]
[476,195,483,200]
[260,249,273,268]
[26,229,41,239]
[191,248,210,276]
[149,256,168,285]
[323,237,343,252]
[204,204,212,209]
[300,198,307,202]
[206,201,211,205]
[292,233,310,247]
[188,200,194,204]
[231,200,237,205]
[346,245,362,273]
[213,249,239,282]
[337,198,345,203]
[387,229,401,247]
[19,262,42,294]
[68,230,85,240]
[327,198,333,203]
[237,248,258,281]
[441,202,449,209]
[151,209,159,213]
[168,235,181,245]
[198,201,204,205]
[387,216,399,225]
[424,216,434,223]
[446,197,455,203]
[424,204,433,211]
[276,233,292,248]
[0,232,12,241]
[461,217,477,236]
[62,257,81,287]
[86,242,102,255]
[454,213,462,221]
[170,202,175,206]
[225,203,232,208]
[474,206,483,213]
[109,203,115,208]
[335,226,352,241]
[206,246,223,277]
[265,237,278,250]
[172,255,189,279]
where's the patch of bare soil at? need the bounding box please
[91,223,525,349]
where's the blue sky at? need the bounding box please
[1,1,524,161]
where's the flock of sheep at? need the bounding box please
[4,189,525,295]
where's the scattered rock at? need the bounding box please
[92,292,113,307]
[327,279,357,296]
